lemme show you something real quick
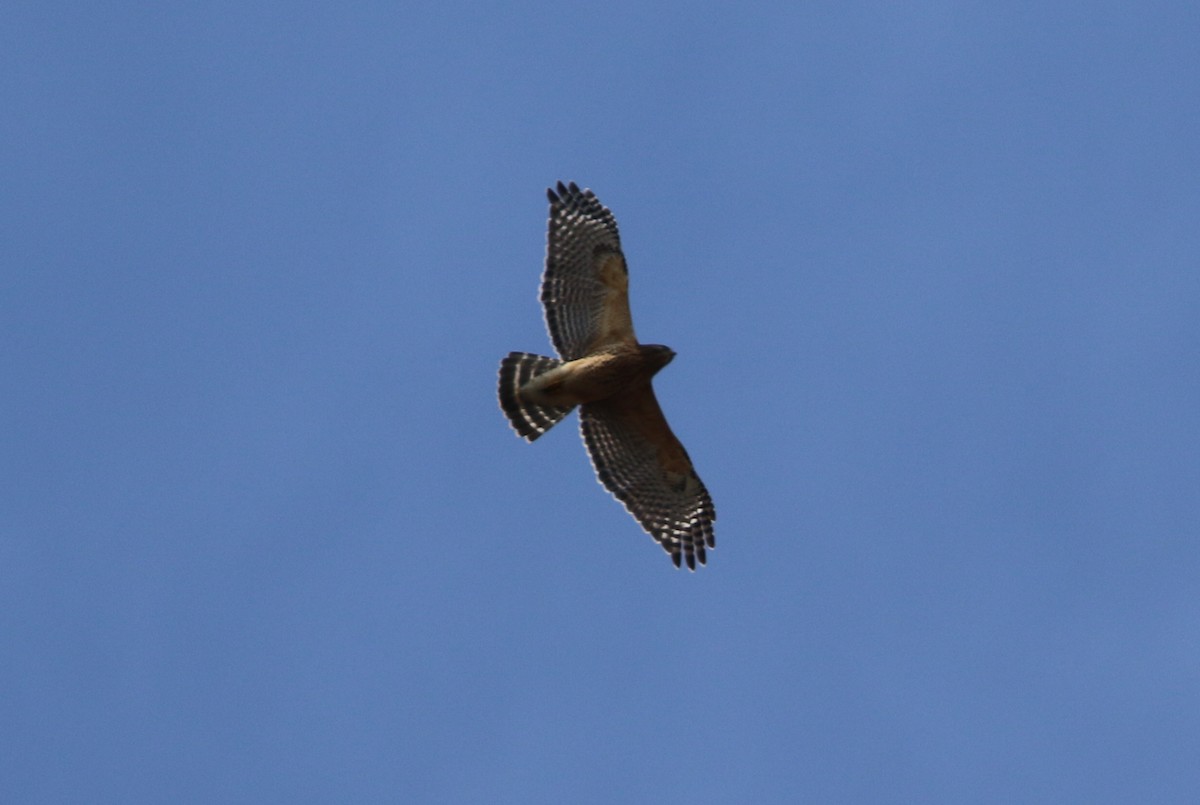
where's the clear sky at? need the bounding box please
[4,3,1199,803]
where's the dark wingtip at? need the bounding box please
[671,551,682,568]
[549,181,590,207]
[549,181,582,203]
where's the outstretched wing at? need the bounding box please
[541,181,637,360]
[579,385,716,570]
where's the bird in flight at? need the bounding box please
[498,182,716,569]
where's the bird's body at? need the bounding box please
[498,182,716,569]
[518,344,674,409]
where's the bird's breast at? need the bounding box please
[522,349,652,406]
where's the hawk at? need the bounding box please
[497,181,716,569]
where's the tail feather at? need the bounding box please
[498,352,574,441]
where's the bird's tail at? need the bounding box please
[498,352,575,441]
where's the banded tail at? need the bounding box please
[498,352,575,441]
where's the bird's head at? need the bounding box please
[640,344,676,373]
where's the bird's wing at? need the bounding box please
[541,181,637,360]
[579,384,715,569]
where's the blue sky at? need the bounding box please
[4,2,1199,802]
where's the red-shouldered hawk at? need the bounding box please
[498,182,716,569]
